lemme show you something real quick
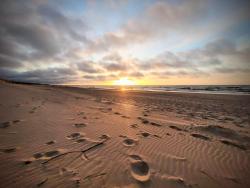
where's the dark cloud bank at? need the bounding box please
[0,0,88,83]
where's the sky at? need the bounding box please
[0,0,249,85]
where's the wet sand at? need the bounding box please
[0,80,250,188]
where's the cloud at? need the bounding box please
[83,74,117,81]
[103,63,128,72]
[76,60,102,73]
[151,69,210,79]
[0,0,249,84]
[37,5,88,42]
[83,38,249,81]
[4,22,60,59]
[0,54,23,68]
[102,52,122,62]
[1,67,77,84]
[101,53,132,72]
[85,0,249,53]
[128,71,144,78]
[136,38,249,78]
[0,0,90,83]
[86,0,206,52]
[203,39,236,56]
[189,39,250,67]
[0,0,88,65]
[215,67,250,74]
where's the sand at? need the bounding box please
[0,80,250,188]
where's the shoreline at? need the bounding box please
[74,87,250,96]
[2,79,250,96]
[56,85,250,99]
[68,85,250,96]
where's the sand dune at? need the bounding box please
[0,81,250,187]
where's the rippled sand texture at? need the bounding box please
[0,80,250,188]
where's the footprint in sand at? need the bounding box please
[0,147,18,153]
[169,125,183,131]
[129,154,143,161]
[21,159,33,165]
[33,152,44,159]
[129,155,150,182]
[191,133,210,141]
[138,132,161,138]
[13,120,21,123]
[119,135,127,138]
[140,132,151,138]
[60,167,78,176]
[142,120,149,124]
[46,140,56,145]
[123,138,138,147]
[76,138,87,143]
[67,132,85,140]
[31,149,62,160]
[153,134,161,138]
[73,123,87,128]
[44,150,61,158]
[130,124,138,128]
[33,150,61,159]
[138,117,149,124]
[150,122,162,127]
[0,121,11,128]
[0,120,21,128]
[220,139,246,150]
[99,134,111,140]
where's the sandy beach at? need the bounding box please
[0,80,250,188]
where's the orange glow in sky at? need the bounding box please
[113,77,135,86]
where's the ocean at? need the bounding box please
[73,85,250,95]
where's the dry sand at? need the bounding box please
[0,80,250,188]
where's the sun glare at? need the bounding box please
[113,77,135,86]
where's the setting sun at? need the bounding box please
[113,77,135,86]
